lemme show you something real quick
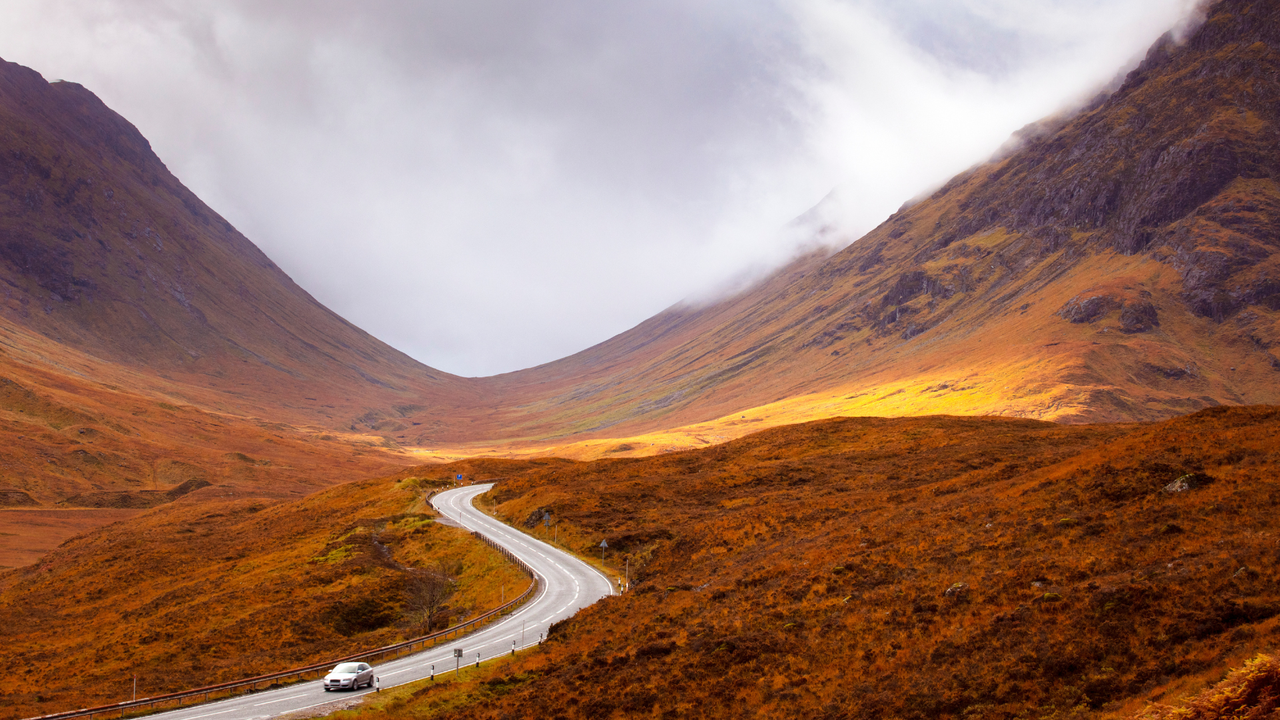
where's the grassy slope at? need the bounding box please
[333,405,1280,719]
[0,474,528,720]
[0,319,425,566]
[1137,654,1280,719]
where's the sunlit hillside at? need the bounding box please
[8,404,1280,719]
[465,0,1280,449]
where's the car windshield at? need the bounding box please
[332,663,362,673]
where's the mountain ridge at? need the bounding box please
[2,0,1278,502]
[0,56,472,416]
[469,0,1280,443]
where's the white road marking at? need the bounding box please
[252,692,310,706]
[181,708,240,719]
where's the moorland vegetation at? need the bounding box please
[0,475,527,719]
[332,406,1280,719]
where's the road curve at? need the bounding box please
[135,483,612,720]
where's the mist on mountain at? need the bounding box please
[0,0,1202,376]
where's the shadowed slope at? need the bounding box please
[0,57,483,429]
[0,56,470,520]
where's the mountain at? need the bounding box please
[472,0,1280,446]
[0,58,476,549]
[3,0,1279,495]
[0,58,480,425]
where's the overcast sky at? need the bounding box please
[0,0,1198,377]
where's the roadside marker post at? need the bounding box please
[454,648,463,677]
[430,664,434,681]
[511,640,516,656]
[476,652,480,669]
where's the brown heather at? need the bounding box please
[1137,654,1280,719]
[336,406,1280,719]
[0,474,528,719]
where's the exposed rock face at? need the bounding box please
[918,0,1280,322]
[1119,300,1160,333]
[0,489,37,506]
[1059,294,1122,324]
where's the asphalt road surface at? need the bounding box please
[137,483,613,720]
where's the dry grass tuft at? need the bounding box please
[1137,655,1280,719]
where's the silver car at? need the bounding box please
[323,662,374,691]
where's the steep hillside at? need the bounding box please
[0,56,483,430]
[2,0,1277,527]
[468,0,1280,446]
[0,55,474,528]
[0,317,417,565]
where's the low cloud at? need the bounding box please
[0,0,1198,376]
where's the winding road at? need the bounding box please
[137,483,613,720]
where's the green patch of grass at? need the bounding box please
[392,515,435,532]
[311,545,355,564]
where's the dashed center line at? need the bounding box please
[252,692,310,706]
